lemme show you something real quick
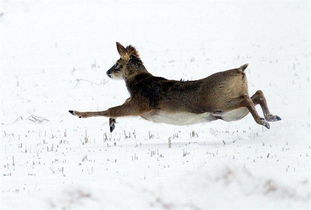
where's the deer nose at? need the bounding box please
[106,70,112,78]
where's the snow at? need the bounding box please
[0,0,310,210]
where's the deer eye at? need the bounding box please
[114,63,121,71]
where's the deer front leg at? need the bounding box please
[241,95,270,129]
[109,118,116,132]
[69,98,149,118]
[251,90,281,122]
[107,97,130,132]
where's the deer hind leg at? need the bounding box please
[251,90,281,122]
[241,94,270,129]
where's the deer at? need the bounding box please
[69,42,281,132]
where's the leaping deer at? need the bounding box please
[69,42,281,132]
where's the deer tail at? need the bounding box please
[239,63,249,71]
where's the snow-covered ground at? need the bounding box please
[1,0,310,209]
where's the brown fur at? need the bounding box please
[69,42,281,131]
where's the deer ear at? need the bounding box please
[116,42,129,60]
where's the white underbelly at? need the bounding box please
[142,111,215,125]
[214,107,249,121]
[141,107,249,125]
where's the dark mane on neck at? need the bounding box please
[129,55,143,65]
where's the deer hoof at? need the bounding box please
[69,110,75,115]
[109,118,116,133]
[69,110,83,118]
[275,116,281,121]
[265,114,281,122]
[263,122,270,129]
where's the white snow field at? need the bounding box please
[1,0,310,209]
